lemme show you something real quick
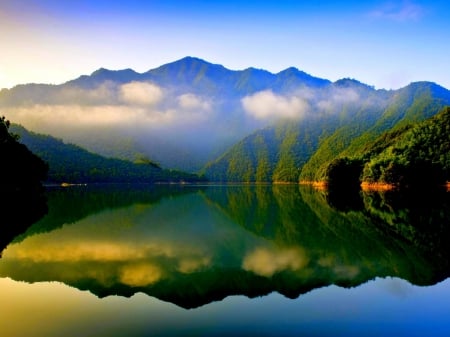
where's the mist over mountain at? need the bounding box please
[0,57,330,171]
[204,81,450,183]
[1,57,449,178]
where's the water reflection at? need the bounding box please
[0,184,449,309]
[0,185,47,255]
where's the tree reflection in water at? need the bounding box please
[0,184,449,309]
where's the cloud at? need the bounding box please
[242,90,310,121]
[242,246,308,277]
[59,82,118,105]
[316,87,360,112]
[119,81,164,106]
[177,93,211,111]
[4,99,211,135]
[369,1,424,22]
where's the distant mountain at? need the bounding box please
[203,81,450,183]
[2,57,450,178]
[10,125,206,184]
[0,57,330,171]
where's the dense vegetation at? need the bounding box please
[0,117,48,251]
[203,81,450,187]
[10,125,206,184]
[0,117,48,189]
[309,106,450,189]
[359,106,450,187]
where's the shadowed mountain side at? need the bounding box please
[0,116,48,255]
[9,124,206,184]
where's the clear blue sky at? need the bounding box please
[1,0,449,89]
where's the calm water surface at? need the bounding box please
[1,184,450,337]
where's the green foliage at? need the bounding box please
[203,127,279,182]
[0,117,48,189]
[302,82,450,182]
[204,81,450,183]
[326,158,363,189]
[10,124,206,184]
[361,106,450,187]
[0,116,48,251]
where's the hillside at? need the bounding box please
[0,57,330,171]
[358,106,450,187]
[203,81,450,183]
[10,125,206,184]
[2,57,450,180]
[0,117,48,252]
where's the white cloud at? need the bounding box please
[177,93,211,111]
[119,81,163,106]
[316,87,360,112]
[369,1,424,22]
[241,90,310,121]
[4,98,213,138]
[57,82,118,105]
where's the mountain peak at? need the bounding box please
[150,56,227,73]
[334,78,374,90]
[68,68,141,87]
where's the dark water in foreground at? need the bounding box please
[1,184,450,337]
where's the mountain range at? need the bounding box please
[1,57,450,184]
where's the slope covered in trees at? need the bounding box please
[0,57,331,171]
[203,81,450,183]
[359,106,450,187]
[10,125,206,184]
[301,81,450,182]
[0,117,48,251]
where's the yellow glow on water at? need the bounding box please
[119,263,163,286]
[0,278,107,337]
[177,256,211,274]
[242,246,308,277]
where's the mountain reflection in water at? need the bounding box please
[0,184,449,309]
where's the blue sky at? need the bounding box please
[1,0,449,89]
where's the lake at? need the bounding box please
[1,184,450,337]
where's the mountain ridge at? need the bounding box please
[1,56,449,175]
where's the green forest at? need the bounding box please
[0,117,48,189]
[203,82,450,188]
[9,125,206,184]
[2,80,450,188]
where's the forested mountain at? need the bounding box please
[0,117,48,251]
[0,57,330,171]
[2,57,450,182]
[203,81,450,184]
[10,125,205,184]
[358,106,450,187]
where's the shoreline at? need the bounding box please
[360,182,396,191]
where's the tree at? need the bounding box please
[0,116,48,189]
[326,157,363,190]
